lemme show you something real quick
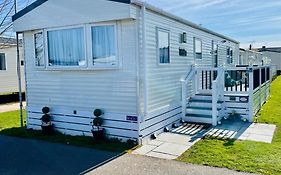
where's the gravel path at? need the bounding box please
[0,102,26,113]
[88,154,257,175]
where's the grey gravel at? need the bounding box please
[88,154,257,175]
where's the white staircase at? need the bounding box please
[183,94,223,124]
[181,66,225,126]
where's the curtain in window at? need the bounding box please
[92,25,116,65]
[158,30,170,64]
[35,32,44,67]
[47,27,85,66]
[159,47,170,63]
[0,53,6,70]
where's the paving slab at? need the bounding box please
[0,102,26,113]
[133,144,157,155]
[247,133,273,143]
[153,142,190,156]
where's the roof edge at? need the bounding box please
[12,0,48,22]
[131,0,239,44]
[12,0,131,22]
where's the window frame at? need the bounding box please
[156,27,170,65]
[226,46,233,64]
[44,24,88,70]
[194,37,202,59]
[88,22,120,69]
[0,53,7,71]
[34,31,45,69]
[212,41,219,67]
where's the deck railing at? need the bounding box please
[181,65,272,124]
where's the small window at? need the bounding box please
[194,38,202,59]
[91,25,117,66]
[47,27,86,67]
[157,29,170,64]
[213,43,219,67]
[0,53,6,70]
[227,47,233,64]
[34,32,44,67]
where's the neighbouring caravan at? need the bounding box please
[13,0,271,143]
[239,48,264,66]
[256,47,281,75]
[0,37,25,94]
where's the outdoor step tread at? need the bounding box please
[185,114,213,119]
[186,106,222,110]
[189,99,223,103]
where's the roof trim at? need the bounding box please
[12,0,131,22]
[132,0,239,44]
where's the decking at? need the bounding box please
[182,65,272,126]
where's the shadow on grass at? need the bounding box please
[0,127,136,153]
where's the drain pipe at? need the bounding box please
[14,0,23,127]
[16,32,23,127]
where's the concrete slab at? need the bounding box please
[156,133,199,146]
[153,142,190,156]
[247,134,273,143]
[146,151,177,160]
[133,145,157,155]
[147,140,164,146]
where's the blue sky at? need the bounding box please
[146,0,281,48]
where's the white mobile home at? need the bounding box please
[256,47,281,75]
[13,0,271,142]
[0,37,25,94]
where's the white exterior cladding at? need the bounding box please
[14,0,239,142]
[0,46,25,93]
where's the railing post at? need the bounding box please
[212,81,217,126]
[248,67,254,122]
[192,69,197,96]
[259,67,262,109]
[182,81,187,118]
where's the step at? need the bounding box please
[189,99,223,104]
[186,108,213,116]
[183,115,213,124]
[191,95,212,101]
[188,102,222,109]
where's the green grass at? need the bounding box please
[177,76,281,175]
[0,110,136,152]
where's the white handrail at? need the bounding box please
[181,65,195,118]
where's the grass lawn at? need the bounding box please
[0,110,136,152]
[177,76,281,175]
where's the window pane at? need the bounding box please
[92,25,117,66]
[195,39,202,54]
[0,53,6,70]
[158,30,170,64]
[194,38,202,59]
[47,27,85,66]
[34,32,44,67]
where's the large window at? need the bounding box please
[157,29,170,64]
[34,32,44,67]
[91,25,117,66]
[0,53,6,70]
[227,47,233,64]
[194,38,202,59]
[47,27,86,67]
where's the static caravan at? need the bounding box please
[257,47,281,75]
[0,37,25,94]
[239,48,264,66]
[12,0,270,142]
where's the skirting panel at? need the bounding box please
[26,106,139,140]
